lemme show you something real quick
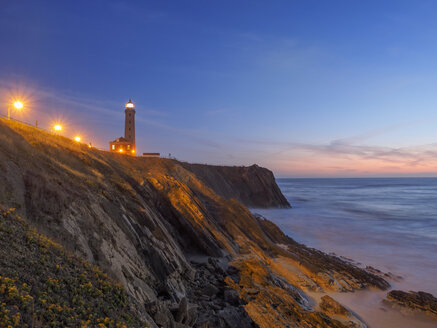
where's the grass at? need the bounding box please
[0,207,148,328]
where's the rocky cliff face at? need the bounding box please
[0,119,390,328]
[180,163,290,208]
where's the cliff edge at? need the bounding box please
[180,163,290,208]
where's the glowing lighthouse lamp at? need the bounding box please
[126,101,134,109]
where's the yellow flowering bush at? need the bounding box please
[0,208,147,327]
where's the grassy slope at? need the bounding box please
[0,207,147,328]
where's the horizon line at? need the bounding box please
[276,175,437,179]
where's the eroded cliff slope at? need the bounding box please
[180,163,290,208]
[0,119,389,328]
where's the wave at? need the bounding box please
[260,177,437,297]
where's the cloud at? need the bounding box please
[0,79,119,117]
[234,135,437,176]
[299,140,437,166]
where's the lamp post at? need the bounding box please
[8,101,23,120]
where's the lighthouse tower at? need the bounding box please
[124,99,136,149]
[109,99,136,154]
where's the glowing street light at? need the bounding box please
[53,124,62,132]
[14,101,23,109]
[74,136,81,142]
[7,100,24,120]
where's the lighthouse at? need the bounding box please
[109,99,136,155]
[124,99,136,148]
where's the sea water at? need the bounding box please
[255,178,437,327]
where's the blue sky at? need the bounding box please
[1,0,437,177]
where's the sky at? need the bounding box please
[1,0,437,177]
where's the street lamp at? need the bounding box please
[74,136,81,142]
[14,101,23,109]
[8,101,23,120]
[53,124,62,132]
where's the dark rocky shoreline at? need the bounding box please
[385,290,437,319]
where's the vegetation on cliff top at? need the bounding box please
[0,207,147,328]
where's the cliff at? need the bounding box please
[180,163,290,208]
[0,119,389,328]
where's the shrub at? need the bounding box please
[0,208,148,327]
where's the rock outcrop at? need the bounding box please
[180,162,290,208]
[0,119,390,327]
[319,296,367,328]
[386,290,437,319]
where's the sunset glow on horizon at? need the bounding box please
[272,155,437,178]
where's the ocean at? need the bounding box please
[255,178,437,327]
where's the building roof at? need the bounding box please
[110,137,130,143]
